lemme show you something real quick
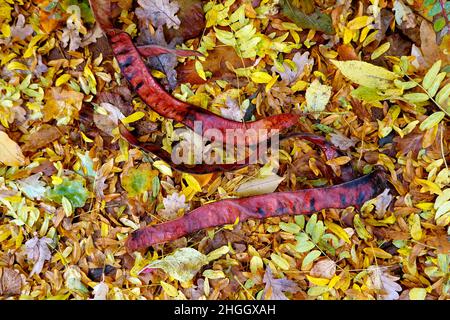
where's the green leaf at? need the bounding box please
[270,253,290,270]
[301,250,321,269]
[294,238,315,253]
[422,60,441,90]
[436,83,450,106]
[427,72,446,97]
[306,214,317,236]
[280,0,334,34]
[403,93,430,103]
[214,27,236,46]
[47,178,89,208]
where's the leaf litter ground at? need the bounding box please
[0,0,449,300]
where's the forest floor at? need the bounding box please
[0,0,449,300]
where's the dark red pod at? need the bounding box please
[125,170,385,251]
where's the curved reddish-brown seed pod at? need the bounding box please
[119,124,354,179]
[106,30,299,145]
[126,170,385,251]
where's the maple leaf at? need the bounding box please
[220,97,244,121]
[17,173,47,200]
[262,267,300,300]
[158,192,190,220]
[136,0,181,29]
[368,266,402,300]
[136,26,180,90]
[25,235,53,276]
[10,14,33,40]
[272,52,314,84]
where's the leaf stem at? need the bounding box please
[405,74,450,118]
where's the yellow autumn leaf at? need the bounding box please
[182,173,203,192]
[80,131,94,143]
[326,156,351,166]
[331,60,398,89]
[251,71,273,83]
[409,214,423,240]
[415,178,442,195]
[324,221,351,244]
[0,131,25,166]
[371,42,390,60]
[347,16,374,30]
[195,60,207,81]
[7,61,28,71]
[55,74,72,87]
[363,247,392,259]
[152,160,173,177]
[409,288,427,300]
[160,281,178,297]
[306,275,330,286]
[121,111,145,124]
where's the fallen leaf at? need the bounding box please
[235,174,285,197]
[17,173,47,200]
[92,282,109,300]
[136,0,181,29]
[280,0,334,34]
[22,125,67,153]
[25,235,53,276]
[374,189,393,218]
[368,266,402,300]
[0,268,22,296]
[304,79,332,114]
[47,178,89,208]
[271,51,314,84]
[121,164,159,197]
[141,247,209,282]
[0,131,25,166]
[331,60,399,89]
[309,259,336,279]
[262,266,300,300]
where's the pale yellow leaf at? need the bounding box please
[331,60,398,89]
[235,174,285,197]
